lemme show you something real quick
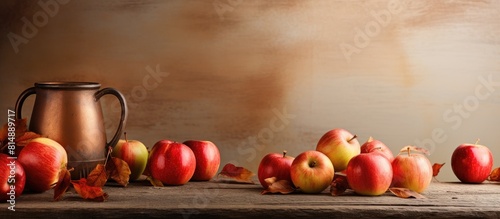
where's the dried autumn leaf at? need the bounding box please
[54,167,72,201]
[488,167,500,182]
[261,177,295,195]
[146,176,164,187]
[389,187,426,199]
[400,146,430,156]
[432,163,445,177]
[217,163,254,184]
[0,118,31,151]
[72,178,109,202]
[330,174,350,196]
[106,157,131,187]
[14,118,28,137]
[15,131,42,147]
[86,164,108,187]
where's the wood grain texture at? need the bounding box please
[0,0,499,181]
[1,181,500,218]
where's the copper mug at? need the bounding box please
[15,82,127,180]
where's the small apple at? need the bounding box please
[346,153,392,196]
[316,128,360,172]
[360,136,394,162]
[392,146,433,193]
[148,141,196,185]
[257,150,294,189]
[290,150,334,193]
[451,140,493,183]
[183,140,221,181]
[18,137,68,193]
[0,154,26,201]
[112,132,149,181]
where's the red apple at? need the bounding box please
[360,136,394,162]
[257,150,294,189]
[144,139,174,177]
[148,141,196,185]
[18,137,68,193]
[346,153,392,196]
[316,128,360,172]
[149,139,174,158]
[290,150,334,193]
[451,140,493,183]
[183,140,221,181]
[0,154,26,201]
[392,146,433,193]
[112,133,149,181]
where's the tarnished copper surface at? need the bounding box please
[15,82,127,179]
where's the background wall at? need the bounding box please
[1,0,499,182]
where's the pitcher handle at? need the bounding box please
[95,88,128,149]
[15,87,36,120]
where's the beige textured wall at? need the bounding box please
[1,0,500,182]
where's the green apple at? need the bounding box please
[112,133,148,181]
[316,128,360,172]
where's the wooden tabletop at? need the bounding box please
[2,180,499,219]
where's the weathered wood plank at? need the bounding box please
[2,181,499,218]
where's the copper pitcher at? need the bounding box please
[15,82,127,180]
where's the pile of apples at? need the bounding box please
[0,127,494,201]
[112,135,221,185]
[1,137,69,201]
[257,128,495,195]
[0,135,222,202]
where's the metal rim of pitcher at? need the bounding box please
[34,81,101,89]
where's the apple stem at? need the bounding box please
[283,150,287,158]
[348,135,358,143]
[475,138,480,145]
[407,146,411,156]
[124,132,128,143]
[369,147,382,153]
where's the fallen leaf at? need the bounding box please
[14,118,28,137]
[261,177,295,195]
[389,187,426,199]
[146,176,164,187]
[0,118,36,153]
[432,163,445,177]
[217,163,254,184]
[53,167,72,201]
[399,146,430,156]
[106,157,131,187]
[86,164,108,187]
[488,167,500,182]
[1,118,29,142]
[72,178,109,202]
[330,174,350,196]
[15,131,42,147]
